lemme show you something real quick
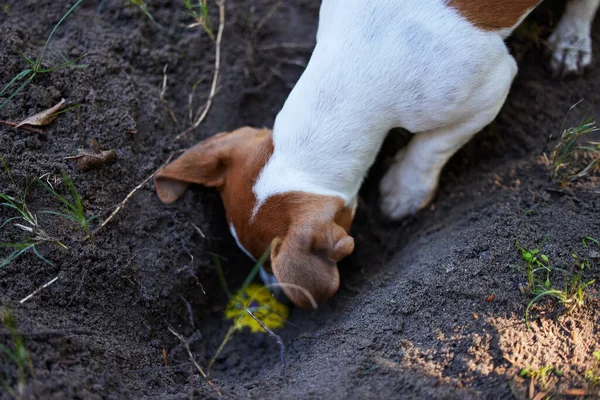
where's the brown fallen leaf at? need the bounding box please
[65,138,117,171]
[560,388,588,396]
[0,120,45,134]
[485,293,495,303]
[15,98,66,128]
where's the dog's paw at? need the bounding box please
[547,24,592,78]
[379,161,437,221]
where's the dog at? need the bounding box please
[155,0,599,309]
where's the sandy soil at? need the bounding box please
[0,1,599,399]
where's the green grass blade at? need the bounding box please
[37,0,84,69]
[129,0,162,28]
[37,53,88,73]
[214,256,233,299]
[0,202,21,213]
[0,245,33,268]
[60,169,83,211]
[525,290,563,328]
[241,247,272,293]
[0,344,20,365]
[582,236,600,248]
[17,51,35,66]
[0,216,22,230]
[0,73,35,110]
[32,246,54,266]
[0,69,33,97]
[39,210,80,224]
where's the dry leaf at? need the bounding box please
[15,98,66,128]
[560,388,588,396]
[65,138,117,171]
[485,293,495,303]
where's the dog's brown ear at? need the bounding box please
[155,129,252,204]
[270,218,354,310]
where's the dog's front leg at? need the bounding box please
[379,53,519,220]
[379,107,504,220]
[548,0,600,77]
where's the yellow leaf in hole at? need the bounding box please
[225,283,289,333]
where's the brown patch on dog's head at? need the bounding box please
[155,127,356,309]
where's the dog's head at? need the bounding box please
[154,127,355,309]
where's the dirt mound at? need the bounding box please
[0,1,599,399]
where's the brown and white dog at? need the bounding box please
[156,0,599,309]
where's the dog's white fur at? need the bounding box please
[253,0,598,222]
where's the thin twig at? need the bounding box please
[168,326,223,397]
[179,295,195,329]
[207,324,236,374]
[159,64,180,127]
[20,275,59,303]
[255,0,283,32]
[245,308,287,379]
[91,150,182,236]
[191,222,206,238]
[177,0,226,139]
[0,120,45,135]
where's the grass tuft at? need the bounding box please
[515,240,596,328]
[520,365,561,390]
[0,0,86,110]
[0,159,64,268]
[40,169,93,244]
[1,159,93,267]
[183,0,213,38]
[547,103,600,185]
[585,351,600,387]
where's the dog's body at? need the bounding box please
[156,0,599,309]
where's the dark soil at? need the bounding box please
[1,1,599,399]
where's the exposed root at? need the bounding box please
[168,326,223,397]
[159,64,180,127]
[91,150,182,236]
[255,0,283,32]
[177,0,226,140]
[245,308,287,379]
[20,275,59,304]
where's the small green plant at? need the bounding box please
[582,236,600,249]
[547,109,600,185]
[585,351,600,387]
[0,0,86,110]
[40,169,93,243]
[0,309,33,399]
[515,240,596,328]
[183,0,214,38]
[1,159,65,267]
[520,365,561,390]
[1,159,92,267]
